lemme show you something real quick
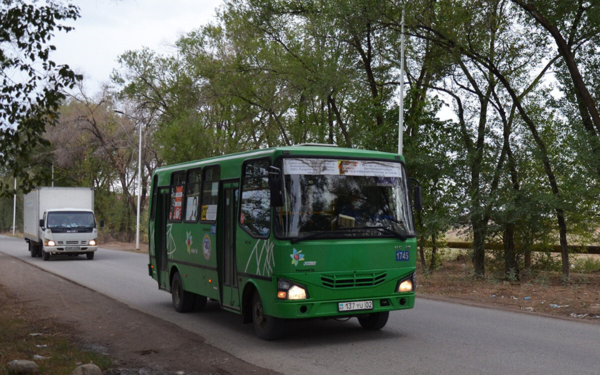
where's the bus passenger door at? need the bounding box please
[156,188,170,290]
[220,183,240,311]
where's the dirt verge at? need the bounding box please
[0,251,279,375]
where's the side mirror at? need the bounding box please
[413,185,423,211]
[409,177,423,211]
[268,166,284,207]
[39,219,44,228]
[99,219,105,228]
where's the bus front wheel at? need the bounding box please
[171,272,194,313]
[252,292,283,340]
[358,311,389,330]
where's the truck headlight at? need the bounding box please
[89,240,97,246]
[46,240,56,247]
[396,273,416,293]
[277,279,308,300]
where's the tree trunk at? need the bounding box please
[472,220,486,278]
[429,233,438,272]
[524,250,532,269]
[503,223,519,280]
[557,209,570,279]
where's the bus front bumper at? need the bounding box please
[271,293,415,319]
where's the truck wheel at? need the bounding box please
[252,291,284,340]
[35,245,42,258]
[42,249,50,261]
[29,242,36,258]
[86,252,95,260]
[357,311,389,330]
[171,272,194,313]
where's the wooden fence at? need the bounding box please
[445,242,600,255]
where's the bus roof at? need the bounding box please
[154,145,405,176]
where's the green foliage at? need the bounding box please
[0,0,81,196]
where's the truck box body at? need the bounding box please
[23,187,99,260]
[24,187,94,241]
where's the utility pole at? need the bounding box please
[12,178,16,235]
[136,123,142,251]
[398,8,405,155]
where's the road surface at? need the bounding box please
[1,235,599,374]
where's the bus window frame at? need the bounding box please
[271,154,414,241]
[238,157,272,239]
[199,164,221,224]
[183,167,202,224]
[150,174,158,222]
[168,170,186,223]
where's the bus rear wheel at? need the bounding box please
[171,272,194,313]
[252,292,283,340]
[358,311,389,330]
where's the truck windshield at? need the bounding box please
[274,158,416,241]
[47,212,96,229]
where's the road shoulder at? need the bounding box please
[0,251,280,375]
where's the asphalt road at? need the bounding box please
[1,235,599,375]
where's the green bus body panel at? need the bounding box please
[237,236,416,319]
[148,145,415,321]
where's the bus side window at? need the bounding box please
[200,166,220,222]
[240,159,271,238]
[184,168,202,223]
[169,171,186,222]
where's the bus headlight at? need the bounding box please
[396,273,416,293]
[288,285,307,300]
[89,239,97,246]
[277,279,308,300]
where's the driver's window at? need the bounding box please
[240,159,271,238]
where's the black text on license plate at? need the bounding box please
[338,300,374,312]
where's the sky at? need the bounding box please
[51,0,223,94]
[48,0,456,122]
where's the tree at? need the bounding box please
[0,0,81,196]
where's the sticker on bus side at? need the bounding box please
[396,251,410,261]
[203,234,211,260]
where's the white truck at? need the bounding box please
[23,187,103,261]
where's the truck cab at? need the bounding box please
[38,209,102,260]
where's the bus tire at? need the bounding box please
[42,249,50,261]
[358,311,389,330]
[86,252,95,260]
[171,272,194,313]
[252,292,283,340]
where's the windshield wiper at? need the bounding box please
[342,226,408,241]
[290,226,408,244]
[290,231,336,244]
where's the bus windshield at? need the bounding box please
[274,158,415,241]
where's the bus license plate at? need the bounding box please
[338,300,373,312]
[65,247,79,251]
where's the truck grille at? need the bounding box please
[321,272,387,289]
[66,241,79,245]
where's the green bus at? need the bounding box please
[148,144,421,340]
